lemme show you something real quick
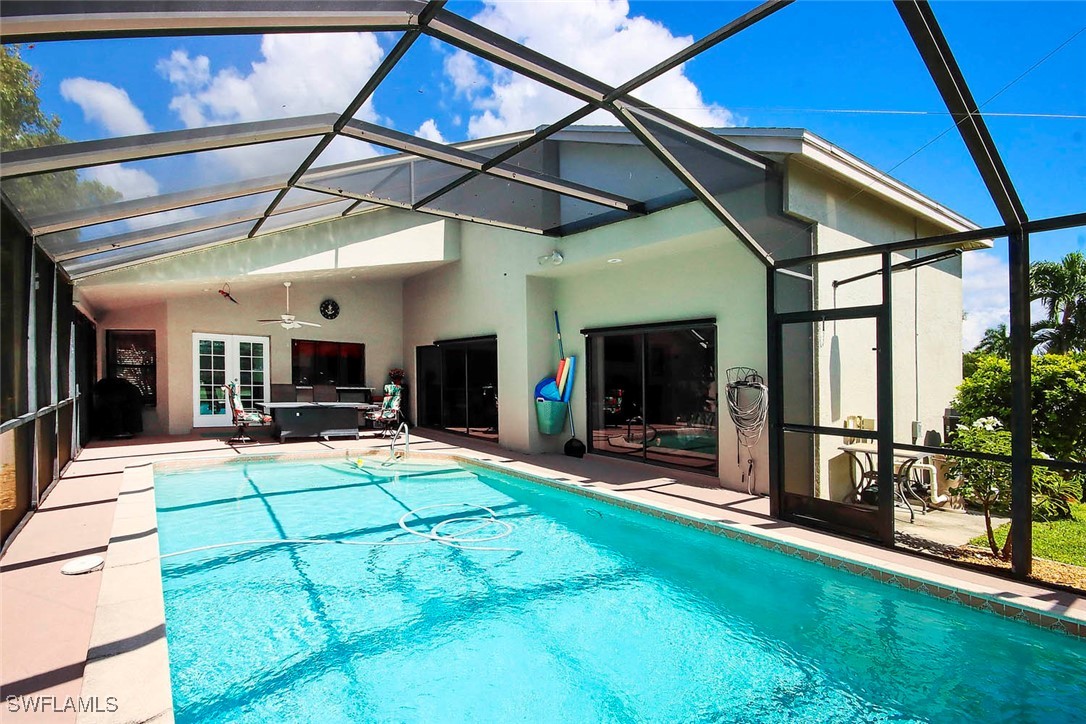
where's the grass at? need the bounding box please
[970,501,1086,567]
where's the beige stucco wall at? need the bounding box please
[787,161,964,501]
[164,279,403,433]
[401,223,557,453]
[93,277,404,434]
[400,199,769,491]
[549,230,769,492]
[94,302,170,435]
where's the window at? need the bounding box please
[107,330,156,406]
[291,340,365,386]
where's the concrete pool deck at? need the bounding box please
[3,430,1085,722]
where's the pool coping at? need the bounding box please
[457,457,1086,638]
[77,462,172,724]
[81,447,1086,722]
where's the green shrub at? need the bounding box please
[947,418,1073,560]
[953,353,1086,463]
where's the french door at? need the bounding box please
[192,333,270,427]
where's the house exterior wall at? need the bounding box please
[786,161,964,501]
[548,230,769,491]
[400,200,769,490]
[77,136,967,501]
[93,278,404,434]
[163,279,404,434]
[401,223,557,453]
[94,301,170,435]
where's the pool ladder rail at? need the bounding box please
[387,422,410,464]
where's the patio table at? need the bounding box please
[259,401,378,442]
[838,443,928,523]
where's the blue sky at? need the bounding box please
[14,0,1086,345]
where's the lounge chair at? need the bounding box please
[367,383,403,437]
[222,382,272,443]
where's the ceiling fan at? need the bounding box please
[258,281,322,329]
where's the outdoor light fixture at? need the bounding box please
[537,250,564,266]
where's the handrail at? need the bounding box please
[0,394,79,435]
[388,422,410,460]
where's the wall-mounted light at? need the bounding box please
[537,250,564,266]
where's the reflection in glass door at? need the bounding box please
[587,322,717,473]
[192,333,269,427]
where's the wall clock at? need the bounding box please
[319,298,340,320]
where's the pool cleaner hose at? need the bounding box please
[159,503,516,559]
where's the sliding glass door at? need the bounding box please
[192,333,270,427]
[416,338,498,440]
[587,321,717,473]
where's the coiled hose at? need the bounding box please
[160,503,515,559]
[725,367,769,496]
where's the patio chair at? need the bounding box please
[367,384,403,437]
[222,382,272,443]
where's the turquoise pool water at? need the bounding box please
[155,458,1086,723]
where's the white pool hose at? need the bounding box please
[160,502,515,559]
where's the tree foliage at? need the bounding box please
[947,418,1074,559]
[1,45,120,220]
[974,323,1010,358]
[954,353,1086,463]
[1031,251,1086,354]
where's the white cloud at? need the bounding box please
[159,34,387,178]
[83,164,160,200]
[80,165,200,232]
[449,1,736,138]
[444,51,486,99]
[162,34,385,128]
[59,78,152,136]
[156,50,210,88]
[962,250,1046,350]
[414,119,446,144]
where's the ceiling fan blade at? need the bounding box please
[295,320,322,327]
[257,319,281,323]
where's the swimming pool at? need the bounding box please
[155,456,1085,722]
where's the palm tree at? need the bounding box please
[973,323,1010,357]
[1030,251,1086,354]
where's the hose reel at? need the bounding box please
[725,367,768,495]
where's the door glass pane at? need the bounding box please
[588,334,644,460]
[416,346,442,428]
[644,327,718,473]
[237,340,267,408]
[197,338,227,417]
[466,343,498,440]
[442,348,467,433]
